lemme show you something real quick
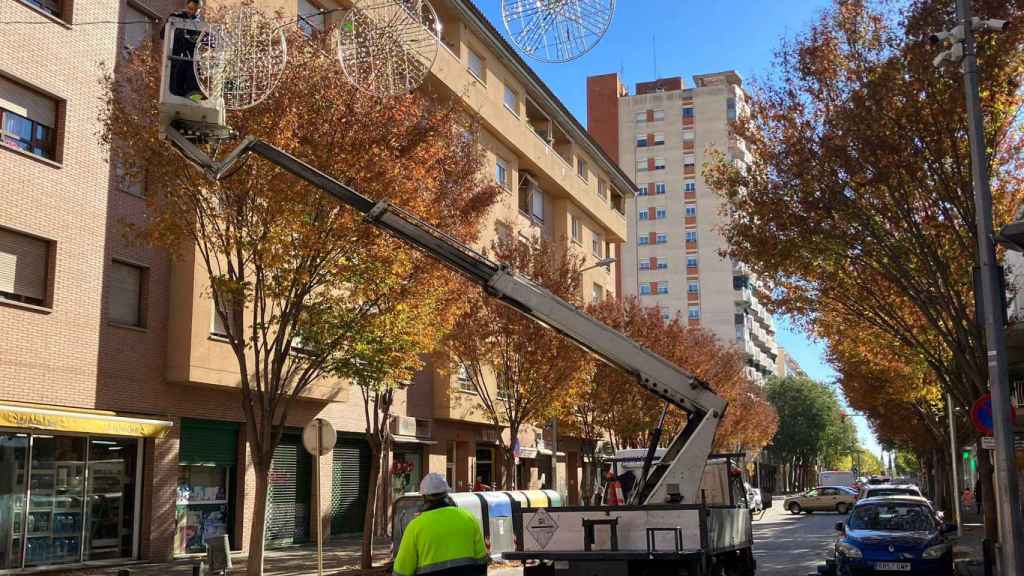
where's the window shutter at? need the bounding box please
[0,229,48,302]
[648,232,656,245]
[646,109,654,122]
[647,207,655,220]
[650,282,658,293]
[649,257,657,268]
[647,158,656,171]
[109,261,142,325]
[646,133,654,146]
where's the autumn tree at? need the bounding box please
[444,229,593,489]
[705,0,1024,535]
[102,30,499,572]
[567,297,777,501]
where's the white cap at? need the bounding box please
[420,473,450,496]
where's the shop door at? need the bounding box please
[330,438,369,534]
[265,436,311,547]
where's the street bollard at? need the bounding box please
[193,561,204,576]
[983,538,994,576]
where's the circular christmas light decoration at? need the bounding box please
[502,0,615,63]
[194,4,288,110]
[337,0,441,97]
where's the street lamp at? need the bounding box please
[930,4,1024,573]
[579,257,616,274]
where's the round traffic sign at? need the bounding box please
[302,418,337,456]
[971,394,1018,436]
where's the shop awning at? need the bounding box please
[392,434,437,445]
[0,401,173,438]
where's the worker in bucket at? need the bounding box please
[162,0,205,101]
[393,473,489,576]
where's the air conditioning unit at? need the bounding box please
[390,415,418,437]
[415,418,432,439]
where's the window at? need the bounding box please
[457,364,475,393]
[639,210,649,221]
[686,231,698,242]
[653,132,665,145]
[684,181,696,192]
[571,214,582,244]
[682,107,695,119]
[591,283,604,304]
[504,84,519,115]
[297,0,326,36]
[688,306,700,319]
[123,2,155,50]
[685,205,697,217]
[495,157,509,190]
[683,154,696,167]
[634,111,647,123]
[727,97,737,122]
[657,260,668,270]
[592,232,603,258]
[652,110,665,121]
[21,0,66,20]
[688,281,700,293]
[655,183,666,195]
[639,283,651,295]
[597,180,608,200]
[639,261,651,271]
[467,47,486,83]
[657,282,669,295]
[115,160,145,197]
[654,157,666,170]
[636,134,648,148]
[637,184,649,196]
[531,187,545,222]
[577,157,588,181]
[0,227,50,307]
[682,130,695,142]
[636,158,648,172]
[109,260,146,327]
[687,256,698,268]
[1,76,58,161]
[638,236,649,246]
[662,312,671,321]
[656,233,667,244]
[656,208,667,220]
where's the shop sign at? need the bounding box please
[980,434,1024,450]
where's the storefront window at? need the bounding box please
[0,434,28,569]
[85,437,137,561]
[475,447,494,491]
[175,465,230,554]
[391,448,422,500]
[25,435,86,567]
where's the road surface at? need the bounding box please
[753,497,840,575]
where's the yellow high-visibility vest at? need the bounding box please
[393,505,489,576]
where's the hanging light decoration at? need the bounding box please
[337,0,441,97]
[502,0,615,63]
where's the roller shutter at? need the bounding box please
[331,437,369,534]
[266,435,311,547]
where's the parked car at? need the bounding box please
[827,496,956,576]
[866,476,892,485]
[785,485,859,515]
[859,483,923,500]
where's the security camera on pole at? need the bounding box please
[930,3,1024,574]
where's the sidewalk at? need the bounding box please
[954,509,993,576]
[46,536,393,576]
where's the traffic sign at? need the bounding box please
[981,435,1024,450]
[526,507,559,549]
[303,418,337,456]
[971,394,1017,436]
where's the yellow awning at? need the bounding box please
[0,401,173,438]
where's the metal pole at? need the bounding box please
[316,419,323,576]
[948,393,963,537]
[955,0,1024,571]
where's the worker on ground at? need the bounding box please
[393,473,489,576]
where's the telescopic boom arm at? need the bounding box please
[166,128,726,504]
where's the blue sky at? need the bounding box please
[473,0,884,460]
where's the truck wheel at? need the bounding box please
[789,502,802,515]
[836,502,848,515]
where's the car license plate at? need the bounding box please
[874,562,911,571]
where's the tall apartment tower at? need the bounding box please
[587,71,778,384]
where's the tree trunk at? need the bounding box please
[375,441,391,539]
[503,445,516,490]
[247,462,271,576]
[978,439,998,542]
[362,440,382,569]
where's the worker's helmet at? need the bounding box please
[420,473,451,497]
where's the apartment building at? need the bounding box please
[0,0,629,569]
[587,71,778,385]
[774,348,807,379]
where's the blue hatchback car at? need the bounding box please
[830,496,956,576]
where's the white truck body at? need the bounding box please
[819,470,857,488]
